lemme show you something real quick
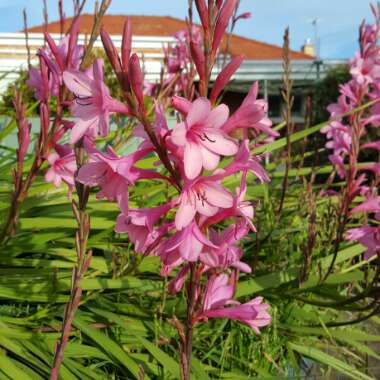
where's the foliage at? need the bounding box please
[1,1,380,379]
[1,113,379,378]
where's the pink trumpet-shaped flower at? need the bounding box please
[63,59,131,143]
[171,97,238,179]
[351,196,380,214]
[28,33,83,101]
[350,53,380,85]
[321,121,352,156]
[175,176,234,230]
[115,217,170,255]
[168,266,190,294]
[161,221,217,262]
[346,225,380,260]
[27,66,57,102]
[160,247,185,275]
[362,140,380,151]
[202,273,235,310]
[234,176,255,229]
[224,140,269,182]
[197,273,271,333]
[45,144,77,188]
[45,33,83,72]
[77,146,160,211]
[221,82,275,137]
[201,221,252,273]
[123,202,175,233]
[200,174,255,230]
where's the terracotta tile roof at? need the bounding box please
[27,14,313,60]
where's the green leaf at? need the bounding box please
[74,315,149,379]
[288,342,375,380]
[136,336,180,378]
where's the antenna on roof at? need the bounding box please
[308,17,323,80]
[308,17,321,60]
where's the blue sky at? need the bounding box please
[0,0,374,59]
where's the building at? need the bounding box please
[0,15,344,122]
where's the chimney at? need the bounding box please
[301,38,316,57]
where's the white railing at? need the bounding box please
[0,32,346,92]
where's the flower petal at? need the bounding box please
[205,103,229,129]
[184,142,202,179]
[171,122,187,146]
[200,145,220,171]
[175,195,196,230]
[200,130,238,156]
[187,97,211,126]
[63,70,94,97]
[203,182,233,208]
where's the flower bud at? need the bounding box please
[210,54,244,103]
[212,0,238,57]
[128,53,145,109]
[190,41,205,82]
[100,28,122,76]
[122,17,132,72]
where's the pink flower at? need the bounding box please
[122,202,174,233]
[327,94,352,118]
[201,273,235,310]
[168,266,190,294]
[362,140,380,151]
[223,140,269,182]
[171,97,238,179]
[45,144,77,187]
[45,34,83,72]
[221,82,275,137]
[175,176,234,229]
[77,146,160,211]
[346,225,380,260]
[63,59,130,143]
[234,176,255,229]
[115,222,161,254]
[160,248,185,276]
[200,174,255,230]
[27,67,57,101]
[351,196,380,214]
[161,221,217,262]
[196,274,271,334]
[201,221,252,273]
[350,54,380,85]
[196,273,271,333]
[329,154,346,178]
[321,121,352,156]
